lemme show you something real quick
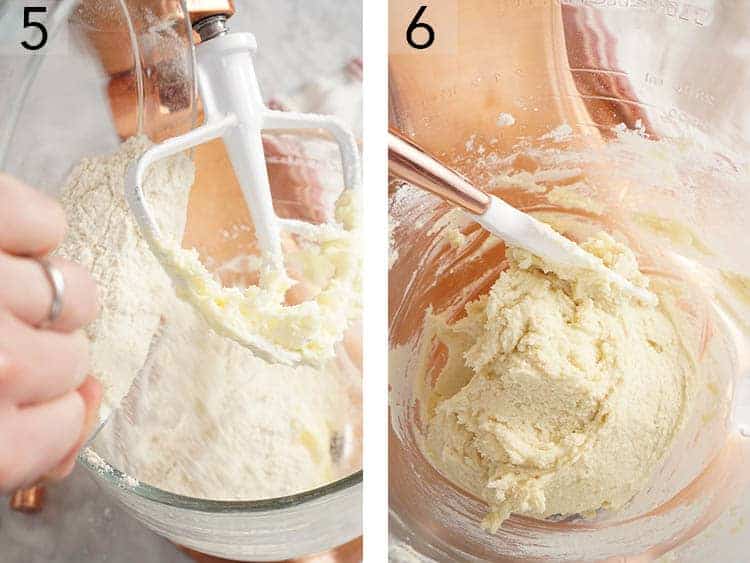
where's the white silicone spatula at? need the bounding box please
[388,128,656,305]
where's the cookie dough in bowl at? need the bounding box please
[389,127,746,561]
[424,233,692,531]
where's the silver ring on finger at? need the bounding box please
[35,257,65,329]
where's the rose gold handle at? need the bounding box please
[388,128,490,215]
[9,485,45,513]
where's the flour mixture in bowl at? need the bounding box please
[58,136,362,500]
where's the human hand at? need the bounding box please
[0,173,101,494]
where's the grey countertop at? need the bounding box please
[0,2,361,562]
[1,468,191,563]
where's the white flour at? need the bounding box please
[496,112,516,127]
[60,137,361,499]
[99,295,358,499]
[57,136,193,422]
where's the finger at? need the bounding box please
[0,174,67,257]
[0,391,84,493]
[0,312,89,405]
[0,253,98,332]
[45,375,102,482]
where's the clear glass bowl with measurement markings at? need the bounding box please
[0,1,362,560]
[389,1,750,561]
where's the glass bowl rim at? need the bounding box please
[79,446,362,513]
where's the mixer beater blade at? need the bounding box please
[125,12,361,364]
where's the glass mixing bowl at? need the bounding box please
[389,1,750,561]
[0,1,362,560]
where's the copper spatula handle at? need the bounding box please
[388,128,490,214]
